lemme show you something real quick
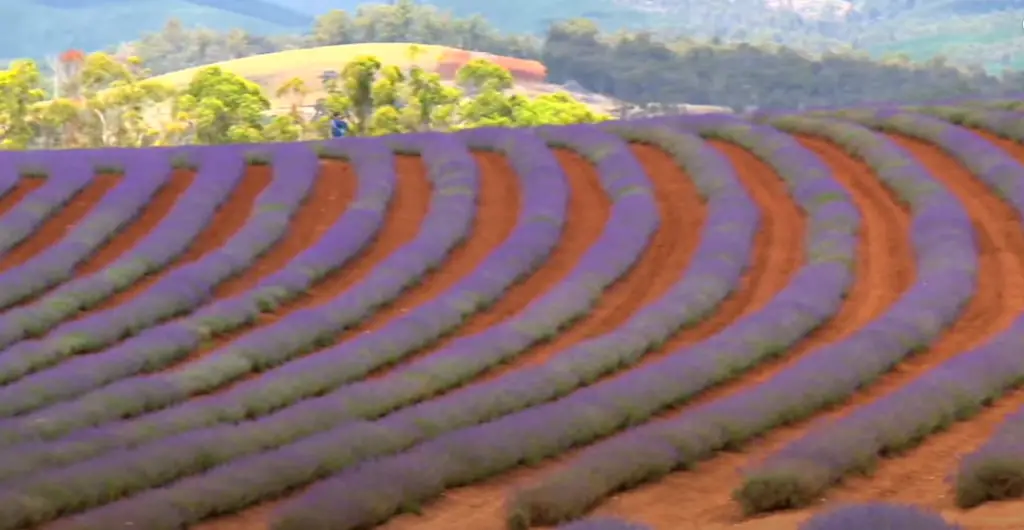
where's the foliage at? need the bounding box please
[0,48,608,150]
[8,0,1024,75]
[109,3,1024,113]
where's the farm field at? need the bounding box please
[2,102,1024,530]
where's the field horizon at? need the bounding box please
[0,102,1023,529]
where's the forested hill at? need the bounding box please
[92,3,1022,113]
[8,0,1024,72]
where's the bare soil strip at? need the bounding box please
[164,156,432,370]
[0,174,120,272]
[669,132,1022,530]
[365,139,801,530]
[84,167,271,314]
[578,135,913,529]
[815,132,1024,515]
[76,171,195,276]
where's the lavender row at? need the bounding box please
[726,111,1009,512]
[261,118,859,530]
[33,124,653,530]
[256,118,852,530]
[0,157,96,259]
[0,148,283,388]
[0,149,244,347]
[0,147,311,409]
[799,503,962,530]
[0,127,570,481]
[910,106,1024,144]
[499,114,973,524]
[555,518,652,530]
[0,151,171,309]
[0,140,390,432]
[0,133,467,447]
[953,394,1024,507]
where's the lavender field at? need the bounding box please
[0,103,1021,529]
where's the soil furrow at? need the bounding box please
[360,149,607,381]
[180,151,522,530]
[359,139,797,530]
[0,179,44,224]
[84,167,271,314]
[0,174,120,272]
[164,156,432,371]
[815,131,1024,512]
[75,171,195,276]
[578,135,912,529]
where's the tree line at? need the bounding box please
[0,48,608,150]
[116,1,1024,111]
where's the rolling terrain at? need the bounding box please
[1,102,1024,529]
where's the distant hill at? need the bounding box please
[5,0,1024,72]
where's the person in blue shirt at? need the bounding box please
[330,113,350,138]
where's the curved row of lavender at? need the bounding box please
[0,149,244,349]
[556,518,652,530]
[911,105,1024,144]
[0,127,572,483]
[0,140,396,440]
[0,156,96,260]
[907,109,1024,510]
[799,503,962,530]
[954,398,1024,507]
[0,149,293,389]
[0,134,474,453]
[0,125,629,529]
[258,119,853,530]
[0,151,172,310]
[0,147,319,419]
[731,111,998,513]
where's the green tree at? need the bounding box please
[0,61,47,149]
[175,66,270,144]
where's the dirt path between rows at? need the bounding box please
[578,136,912,529]
[84,167,271,314]
[361,149,608,382]
[166,156,431,371]
[0,174,120,273]
[696,132,1024,530]
[76,171,195,277]
[366,140,770,530]
[0,178,43,221]
[188,151,520,529]
[809,131,1024,526]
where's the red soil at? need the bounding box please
[580,135,914,529]
[20,123,1024,530]
[86,167,271,313]
[683,130,1024,530]
[161,157,431,370]
[366,139,805,530]
[0,174,119,272]
[76,171,194,276]
[0,179,44,226]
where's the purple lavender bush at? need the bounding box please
[799,503,961,530]
[502,114,975,526]
[556,517,652,530]
[955,412,1024,508]
[0,127,566,484]
[733,112,1020,513]
[21,124,654,530]
[0,156,95,257]
[0,151,171,309]
[0,139,391,436]
[0,148,244,347]
[252,118,858,530]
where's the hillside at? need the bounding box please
[3,93,1024,529]
[7,0,1024,71]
